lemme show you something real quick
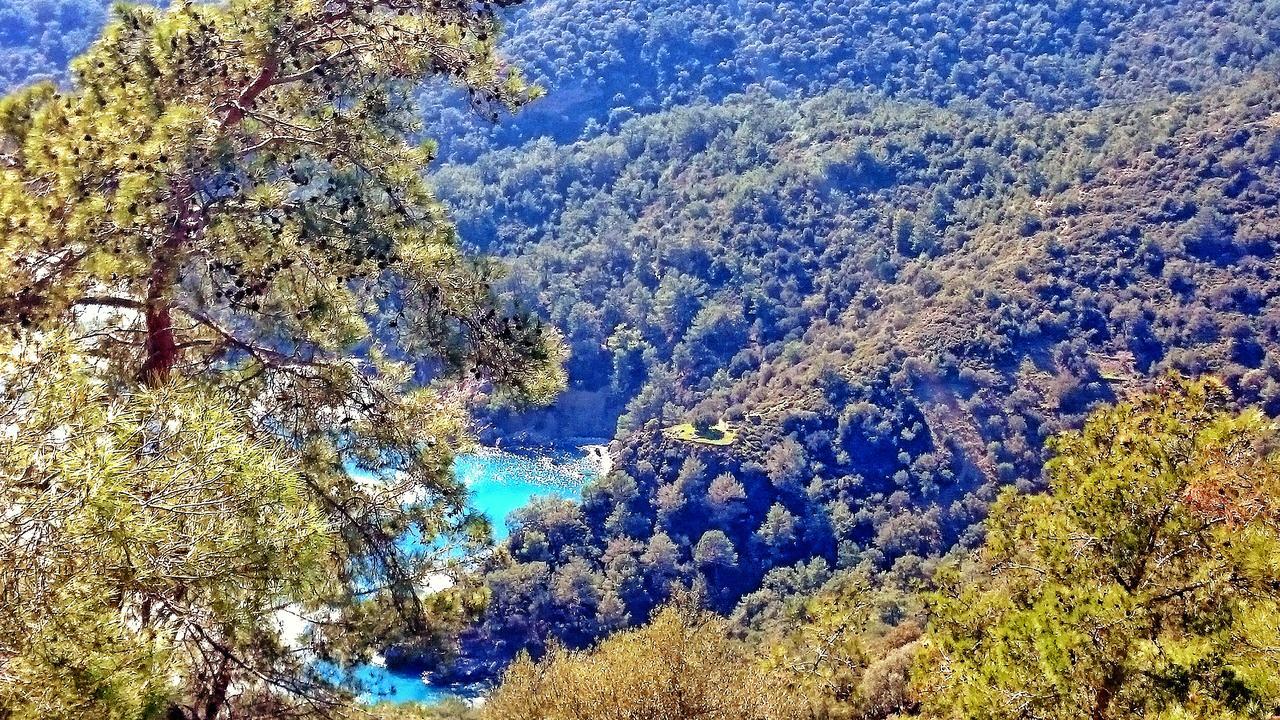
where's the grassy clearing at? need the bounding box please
[664,420,738,446]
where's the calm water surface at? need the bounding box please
[455,445,600,540]
[342,444,601,704]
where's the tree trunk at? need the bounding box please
[142,290,177,384]
[142,52,276,384]
[144,177,195,385]
[203,659,233,720]
[1091,665,1124,720]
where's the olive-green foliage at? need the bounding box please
[763,571,924,720]
[424,0,1280,160]
[7,0,1280,164]
[368,698,481,720]
[921,378,1280,719]
[0,0,565,716]
[0,0,559,397]
[443,72,1280,671]
[0,337,333,720]
[484,603,797,720]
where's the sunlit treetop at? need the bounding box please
[0,0,564,648]
[922,378,1280,720]
[0,0,551,380]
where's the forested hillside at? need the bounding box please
[427,3,1280,677]
[9,0,1280,161]
[0,0,126,90]
[423,0,1280,160]
[4,0,1280,718]
[483,379,1280,719]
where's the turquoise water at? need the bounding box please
[457,446,598,540]
[336,444,600,704]
[325,662,469,705]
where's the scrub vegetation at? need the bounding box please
[2,0,1280,719]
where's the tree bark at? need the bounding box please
[144,170,200,385]
[141,240,180,385]
[1091,664,1124,720]
[218,60,277,130]
[203,658,233,720]
[142,294,177,384]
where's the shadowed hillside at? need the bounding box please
[433,75,1280,672]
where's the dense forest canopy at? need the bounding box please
[480,379,1280,719]
[0,0,561,717]
[0,0,114,88]
[433,75,1280,676]
[417,0,1280,685]
[423,0,1280,160]
[3,0,1280,718]
[9,0,1280,160]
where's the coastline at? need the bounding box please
[346,442,608,706]
[580,442,614,478]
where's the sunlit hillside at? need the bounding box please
[2,1,1279,719]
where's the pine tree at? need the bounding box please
[920,378,1280,719]
[0,0,564,717]
[0,339,334,720]
[485,603,796,720]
